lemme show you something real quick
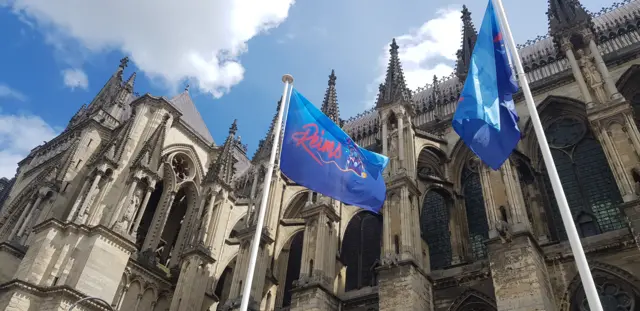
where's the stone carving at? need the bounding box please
[116,187,142,233]
[578,49,607,103]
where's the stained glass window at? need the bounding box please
[420,190,452,270]
[540,117,624,241]
[571,271,639,311]
[462,159,489,260]
[283,231,304,307]
[341,212,382,291]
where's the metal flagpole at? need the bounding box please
[239,74,294,311]
[491,0,603,310]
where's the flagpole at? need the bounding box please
[490,0,603,310]
[239,74,294,311]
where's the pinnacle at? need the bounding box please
[229,119,238,136]
[322,69,340,124]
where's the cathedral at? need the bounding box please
[1,0,640,310]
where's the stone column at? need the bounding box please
[66,178,90,222]
[397,113,405,164]
[382,119,388,155]
[223,229,273,311]
[587,38,623,101]
[131,184,155,236]
[76,170,104,224]
[110,177,140,228]
[142,191,176,252]
[290,199,340,311]
[201,190,218,245]
[15,193,44,238]
[563,42,594,106]
[8,197,38,241]
[482,160,556,311]
[378,174,432,311]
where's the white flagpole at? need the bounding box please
[491,0,603,310]
[239,74,294,311]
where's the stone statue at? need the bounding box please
[578,49,607,103]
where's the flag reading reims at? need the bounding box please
[452,0,520,170]
[280,89,389,213]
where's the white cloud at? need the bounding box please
[4,0,296,98]
[365,7,462,106]
[62,68,89,90]
[0,113,58,178]
[0,83,27,102]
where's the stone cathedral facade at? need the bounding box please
[2,0,640,310]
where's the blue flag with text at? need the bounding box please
[452,0,520,170]
[280,89,389,213]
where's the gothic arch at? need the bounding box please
[162,143,205,179]
[616,64,640,126]
[282,190,308,219]
[449,141,475,193]
[340,211,382,291]
[274,229,305,309]
[521,95,587,166]
[559,262,640,311]
[274,227,305,262]
[417,145,447,180]
[448,289,497,311]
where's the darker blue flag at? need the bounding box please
[452,0,520,170]
[280,89,389,213]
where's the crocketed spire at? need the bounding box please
[321,69,340,124]
[376,39,412,107]
[455,5,478,82]
[204,119,238,187]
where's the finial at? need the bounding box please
[119,57,129,70]
[229,119,238,135]
[328,69,337,86]
[184,84,190,92]
[390,38,399,51]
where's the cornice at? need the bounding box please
[0,279,112,310]
[32,218,137,253]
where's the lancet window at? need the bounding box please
[540,116,624,240]
[420,189,452,270]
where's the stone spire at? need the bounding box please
[376,39,412,107]
[547,0,592,35]
[252,98,282,163]
[455,5,478,82]
[321,69,340,124]
[204,120,238,187]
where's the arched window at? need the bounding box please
[282,231,304,307]
[462,159,489,261]
[341,212,382,291]
[420,189,452,270]
[540,117,624,241]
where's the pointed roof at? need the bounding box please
[547,0,592,35]
[169,91,215,144]
[376,39,412,107]
[252,98,282,163]
[455,5,478,82]
[204,120,238,187]
[321,70,340,124]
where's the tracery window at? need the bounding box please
[540,117,624,241]
[341,212,382,291]
[462,158,489,261]
[172,154,192,182]
[570,271,640,311]
[420,189,452,270]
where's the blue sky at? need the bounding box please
[0,0,610,178]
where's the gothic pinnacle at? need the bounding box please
[229,119,238,136]
[322,69,340,124]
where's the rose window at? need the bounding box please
[573,274,637,311]
[172,154,191,182]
